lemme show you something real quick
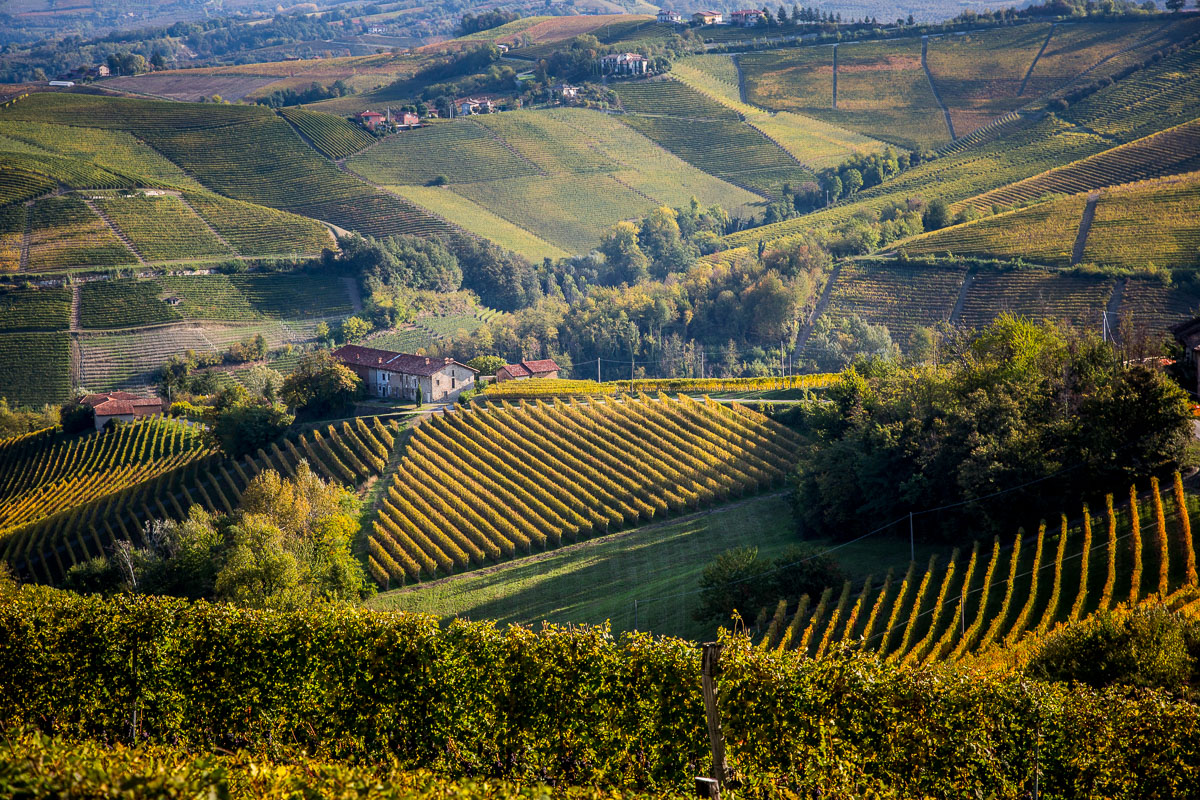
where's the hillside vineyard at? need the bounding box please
[369,396,799,583]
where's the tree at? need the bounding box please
[209,402,294,459]
[922,198,951,230]
[693,544,845,623]
[281,351,361,417]
[59,402,94,434]
[600,221,650,285]
[315,321,331,345]
[338,315,372,343]
[241,365,284,402]
[1165,0,1184,11]
[842,168,864,195]
[467,354,506,375]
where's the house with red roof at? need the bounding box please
[77,391,164,431]
[333,344,477,403]
[731,9,766,26]
[495,358,561,383]
[357,110,386,130]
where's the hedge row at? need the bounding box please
[1,588,1199,797]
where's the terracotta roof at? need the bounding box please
[522,358,560,375]
[92,398,159,416]
[501,363,532,379]
[79,391,142,407]
[333,345,478,377]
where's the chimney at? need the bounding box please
[425,357,431,365]
[445,357,452,364]
[378,357,382,363]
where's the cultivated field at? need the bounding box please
[25,196,135,271]
[818,261,968,346]
[93,192,232,263]
[1081,173,1200,269]
[389,185,570,263]
[767,476,1199,665]
[6,417,399,584]
[0,287,70,332]
[0,332,71,406]
[957,268,1115,330]
[278,107,376,160]
[366,395,799,584]
[0,416,209,536]
[899,194,1088,267]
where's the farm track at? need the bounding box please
[1020,24,1056,96]
[81,197,145,264]
[1107,277,1127,335]
[343,276,363,313]
[832,44,838,110]
[69,285,80,333]
[1071,193,1100,265]
[733,54,749,104]
[18,202,31,271]
[950,268,975,324]
[468,118,547,175]
[922,37,956,141]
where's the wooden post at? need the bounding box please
[701,642,729,796]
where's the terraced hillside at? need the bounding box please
[366,395,799,584]
[0,94,455,242]
[816,261,968,346]
[0,332,71,406]
[723,37,1200,251]
[957,268,1116,330]
[350,108,762,253]
[4,417,400,584]
[762,475,1198,663]
[903,173,1200,270]
[0,416,209,537]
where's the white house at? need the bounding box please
[333,345,477,403]
[77,391,163,431]
[599,52,649,76]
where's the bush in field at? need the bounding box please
[1027,604,1200,696]
[694,544,845,624]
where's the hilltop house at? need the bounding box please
[77,392,163,431]
[456,97,495,115]
[657,10,683,23]
[555,83,579,99]
[599,52,649,76]
[357,110,385,130]
[731,9,766,26]
[495,358,561,382]
[692,10,724,24]
[333,344,477,403]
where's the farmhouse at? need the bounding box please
[77,392,164,431]
[495,358,561,382]
[1172,318,1200,396]
[599,52,649,76]
[456,97,495,115]
[357,110,385,130]
[692,10,723,24]
[333,344,477,403]
[555,83,579,99]
[657,10,683,23]
[730,9,766,26]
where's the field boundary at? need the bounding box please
[1019,23,1056,96]
[922,37,956,141]
[18,202,31,272]
[949,267,975,324]
[81,197,144,265]
[176,193,236,253]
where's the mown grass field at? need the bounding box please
[369,493,941,641]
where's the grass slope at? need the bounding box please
[369,493,942,640]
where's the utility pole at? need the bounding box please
[597,357,601,383]
[909,512,915,562]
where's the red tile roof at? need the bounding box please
[79,391,142,407]
[522,359,560,375]
[333,345,478,376]
[501,363,532,379]
[91,398,161,416]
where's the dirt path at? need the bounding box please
[342,275,363,313]
[949,267,975,325]
[1071,192,1100,265]
[69,284,81,332]
[19,201,32,271]
[382,491,787,597]
[832,43,838,109]
[922,37,957,141]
